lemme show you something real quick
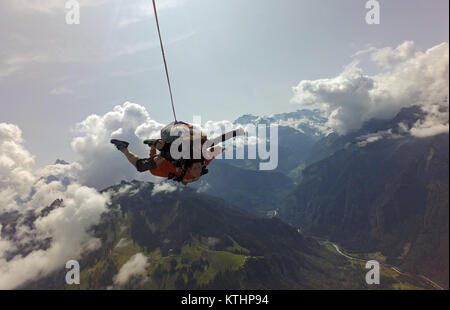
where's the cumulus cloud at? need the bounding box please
[291,41,449,137]
[0,123,36,211]
[0,122,110,289]
[113,253,149,287]
[71,102,164,189]
[366,40,420,70]
[0,185,109,290]
[151,182,177,196]
[115,184,140,197]
[35,160,82,185]
[70,101,257,189]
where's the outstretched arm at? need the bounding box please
[122,149,141,168]
[205,146,226,161]
[206,128,245,147]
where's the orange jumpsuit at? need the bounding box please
[148,148,214,186]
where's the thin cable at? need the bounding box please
[151,0,177,122]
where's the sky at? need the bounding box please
[0,0,449,166]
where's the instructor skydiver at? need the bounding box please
[110,138,225,186]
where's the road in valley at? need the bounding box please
[327,241,444,290]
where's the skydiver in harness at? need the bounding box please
[110,2,246,185]
[111,122,245,186]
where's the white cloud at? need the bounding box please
[292,61,377,134]
[151,182,177,196]
[369,41,420,70]
[35,160,82,181]
[113,253,149,287]
[410,121,449,138]
[115,184,140,197]
[70,101,250,189]
[0,123,36,211]
[0,122,110,289]
[410,99,449,138]
[291,41,449,137]
[356,129,402,147]
[0,182,109,289]
[71,102,164,189]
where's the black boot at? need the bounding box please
[110,139,129,151]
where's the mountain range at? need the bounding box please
[279,107,449,288]
[16,181,432,290]
[182,106,449,289]
[1,106,447,289]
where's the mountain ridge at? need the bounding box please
[279,105,449,288]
